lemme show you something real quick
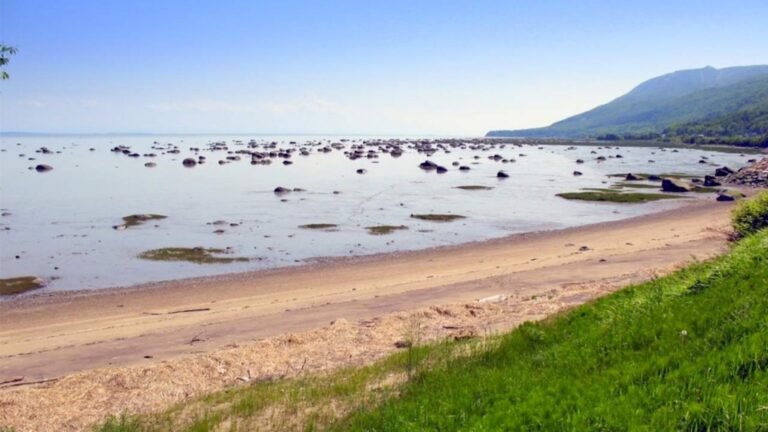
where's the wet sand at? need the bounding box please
[0,199,735,430]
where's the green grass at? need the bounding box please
[557,191,685,203]
[0,276,45,296]
[732,190,768,238]
[410,214,466,222]
[337,229,768,431]
[137,247,249,264]
[365,225,408,235]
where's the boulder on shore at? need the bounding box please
[716,189,746,202]
[704,175,721,187]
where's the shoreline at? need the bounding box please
[3,198,697,306]
[0,198,737,431]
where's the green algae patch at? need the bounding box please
[299,223,338,230]
[557,191,685,203]
[0,276,45,296]
[366,225,408,235]
[138,247,248,264]
[410,214,466,222]
[454,185,494,191]
[116,214,167,229]
[581,187,622,193]
[614,182,660,189]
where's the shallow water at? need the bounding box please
[0,135,753,295]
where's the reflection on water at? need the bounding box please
[0,135,753,294]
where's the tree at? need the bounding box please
[1,44,17,80]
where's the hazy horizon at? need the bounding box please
[1,0,767,135]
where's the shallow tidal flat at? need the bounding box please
[0,135,755,295]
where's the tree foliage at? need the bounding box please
[1,44,18,80]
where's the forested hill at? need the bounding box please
[486,65,768,145]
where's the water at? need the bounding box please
[0,135,753,295]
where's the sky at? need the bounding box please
[1,0,767,135]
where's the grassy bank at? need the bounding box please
[92,196,768,431]
[337,227,767,431]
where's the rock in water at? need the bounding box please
[662,178,693,192]
[715,166,734,177]
[497,170,510,178]
[182,158,197,167]
[35,164,53,172]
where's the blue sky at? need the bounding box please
[1,0,767,135]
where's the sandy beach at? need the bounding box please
[0,199,736,430]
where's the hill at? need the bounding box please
[487,65,768,141]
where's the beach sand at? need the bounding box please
[0,199,735,430]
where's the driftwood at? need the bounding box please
[0,376,24,386]
[0,377,59,388]
[168,307,211,314]
[143,307,212,316]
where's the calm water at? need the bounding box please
[0,135,754,295]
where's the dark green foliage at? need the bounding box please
[336,230,768,431]
[732,191,768,237]
[0,44,16,80]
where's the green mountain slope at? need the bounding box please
[487,65,768,139]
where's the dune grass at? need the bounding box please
[557,191,684,203]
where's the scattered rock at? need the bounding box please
[661,178,693,193]
[35,164,53,172]
[715,166,734,177]
[716,189,746,202]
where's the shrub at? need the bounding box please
[732,190,768,237]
